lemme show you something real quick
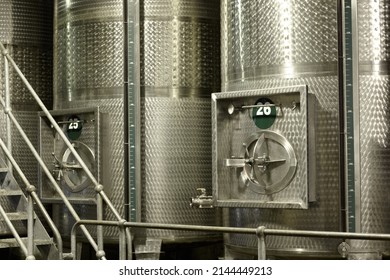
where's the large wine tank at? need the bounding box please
[349,0,390,259]
[218,0,390,259]
[0,1,52,185]
[140,0,220,241]
[51,0,220,241]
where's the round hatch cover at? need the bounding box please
[239,130,297,195]
[61,141,95,193]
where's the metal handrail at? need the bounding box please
[0,94,101,258]
[0,43,122,219]
[0,138,63,259]
[72,220,390,260]
[0,41,127,259]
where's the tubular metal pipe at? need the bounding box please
[256,226,266,260]
[96,194,104,256]
[0,95,100,256]
[0,203,28,257]
[125,228,133,260]
[73,220,390,242]
[3,47,12,173]
[71,220,390,259]
[98,191,123,221]
[27,195,34,258]
[118,220,126,260]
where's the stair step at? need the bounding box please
[0,168,8,174]
[0,189,23,196]
[0,237,53,249]
[0,212,29,221]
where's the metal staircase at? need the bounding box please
[0,41,128,259]
[0,166,57,259]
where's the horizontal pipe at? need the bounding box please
[73,220,390,242]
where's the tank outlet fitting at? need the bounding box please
[190,188,214,209]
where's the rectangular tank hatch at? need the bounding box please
[212,85,316,209]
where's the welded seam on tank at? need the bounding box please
[141,86,217,98]
[225,62,338,82]
[358,62,390,75]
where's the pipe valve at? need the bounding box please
[190,188,213,208]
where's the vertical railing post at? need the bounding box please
[256,226,266,260]
[95,186,105,260]
[26,187,36,260]
[2,46,12,173]
[118,219,127,260]
[126,228,133,260]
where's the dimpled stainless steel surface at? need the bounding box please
[141,0,220,97]
[349,0,390,256]
[221,0,341,257]
[141,97,217,239]
[0,1,53,190]
[139,0,220,240]
[54,0,221,241]
[0,0,52,46]
[54,0,124,237]
[54,0,124,107]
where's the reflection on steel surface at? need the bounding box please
[221,0,341,257]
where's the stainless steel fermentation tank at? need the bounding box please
[140,0,220,241]
[52,0,220,241]
[0,0,53,185]
[219,0,390,259]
